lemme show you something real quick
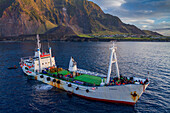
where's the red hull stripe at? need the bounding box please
[74,93,136,105]
[40,54,50,57]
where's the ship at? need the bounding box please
[20,35,149,105]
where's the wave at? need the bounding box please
[34,84,53,91]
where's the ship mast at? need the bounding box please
[49,46,52,67]
[37,34,42,72]
[106,43,120,84]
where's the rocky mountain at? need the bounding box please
[0,0,161,37]
[142,30,162,36]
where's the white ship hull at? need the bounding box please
[20,35,149,105]
[22,66,149,105]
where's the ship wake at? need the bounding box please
[34,84,53,91]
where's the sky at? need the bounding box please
[89,0,170,36]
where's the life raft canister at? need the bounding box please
[86,89,89,93]
[68,84,72,87]
[53,79,56,82]
[76,87,79,90]
[40,75,44,78]
[57,80,60,84]
[47,77,51,81]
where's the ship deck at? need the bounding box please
[39,68,148,87]
[40,68,103,86]
[74,74,102,86]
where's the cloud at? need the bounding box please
[123,19,155,24]
[89,0,170,36]
[151,21,170,29]
[133,20,170,35]
[155,30,170,36]
[142,25,148,29]
[153,28,170,31]
[89,0,126,9]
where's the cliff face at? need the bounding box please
[0,0,160,37]
[0,0,58,36]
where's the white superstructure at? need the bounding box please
[20,35,56,75]
[69,57,77,72]
[107,43,120,84]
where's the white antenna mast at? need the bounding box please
[106,42,120,84]
[48,42,53,67]
[37,34,42,72]
[37,34,41,49]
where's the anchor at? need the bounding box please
[131,91,138,97]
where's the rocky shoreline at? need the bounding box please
[0,34,169,42]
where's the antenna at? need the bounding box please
[48,41,50,48]
[106,42,120,84]
[41,42,44,53]
[48,40,52,67]
[36,34,42,72]
[37,34,41,49]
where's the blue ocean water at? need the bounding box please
[0,41,169,113]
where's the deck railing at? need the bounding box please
[20,56,35,61]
